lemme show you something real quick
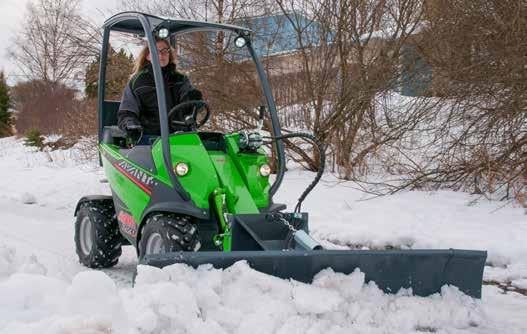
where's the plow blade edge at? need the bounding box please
[141,249,486,298]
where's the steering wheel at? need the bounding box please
[168,100,210,131]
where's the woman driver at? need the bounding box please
[118,38,203,143]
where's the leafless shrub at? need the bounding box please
[268,0,432,176]
[12,81,79,133]
[72,136,100,162]
[377,0,527,205]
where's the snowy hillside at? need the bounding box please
[0,136,526,333]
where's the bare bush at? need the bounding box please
[12,81,78,134]
[266,0,431,175]
[8,0,102,146]
[381,0,527,205]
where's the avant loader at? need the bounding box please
[74,12,486,298]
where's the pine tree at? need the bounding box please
[0,71,13,137]
[85,48,134,100]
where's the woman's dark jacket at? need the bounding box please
[118,63,202,135]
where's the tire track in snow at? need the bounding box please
[0,199,136,287]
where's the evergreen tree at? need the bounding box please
[85,48,134,100]
[0,71,13,137]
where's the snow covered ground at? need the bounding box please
[0,136,526,333]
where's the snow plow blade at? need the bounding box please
[140,214,486,298]
[141,249,486,298]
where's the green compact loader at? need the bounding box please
[74,12,486,298]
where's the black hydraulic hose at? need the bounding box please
[265,132,326,213]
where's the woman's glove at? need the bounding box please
[125,124,143,145]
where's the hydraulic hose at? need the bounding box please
[265,132,326,213]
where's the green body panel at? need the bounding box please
[224,134,270,209]
[207,136,270,251]
[151,133,220,209]
[208,151,259,214]
[100,144,151,225]
[100,132,271,249]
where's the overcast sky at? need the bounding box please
[0,0,121,84]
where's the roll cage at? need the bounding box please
[98,11,285,202]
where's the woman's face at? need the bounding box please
[147,40,171,68]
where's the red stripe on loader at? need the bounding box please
[113,163,153,196]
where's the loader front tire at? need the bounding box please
[75,201,122,268]
[139,214,201,259]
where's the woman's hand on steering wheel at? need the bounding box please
[168,100,210,131]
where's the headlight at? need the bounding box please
[259,164,271,177]
[234,36,247,48]
[174,162,189,176]
[158,27,169,39]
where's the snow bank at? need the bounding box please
[0,137,108,210]
[0,272,126,333]
[0,255,491,334]
[129,263,488,334]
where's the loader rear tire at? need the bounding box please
[138,214,201,259]
[75,201,122,268]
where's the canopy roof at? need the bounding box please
[104,11,252,36]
